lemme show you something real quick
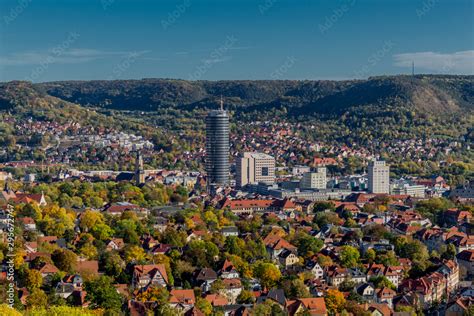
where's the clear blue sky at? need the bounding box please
[0,0,472,82]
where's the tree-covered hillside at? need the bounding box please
[37,75,473,116]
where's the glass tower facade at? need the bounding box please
[205,109,230,187]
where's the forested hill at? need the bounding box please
[36,75,474,116]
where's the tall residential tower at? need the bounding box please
[205,101,230,188]
[368,160,390,194]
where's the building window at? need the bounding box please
[262,167,269,176]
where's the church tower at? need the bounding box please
[135,150,145,186]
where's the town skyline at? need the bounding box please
[0,1,473,315]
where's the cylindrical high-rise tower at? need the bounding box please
[205,105,229,187]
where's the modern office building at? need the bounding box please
[292,165,311,176]
[236,152,275,187]
[205,102,230,187]
[391,184,426,198]
[368,160,390,194]
[300,167,327,189]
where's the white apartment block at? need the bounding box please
[236,152,275,187]
[300,167,327,189]
[368,160,390,194]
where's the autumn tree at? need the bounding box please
[253,261,281,290]
[124,245,148,264]
[25,269,43,290]
[26,289,48,309]
[325,289,346,315]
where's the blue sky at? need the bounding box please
[0,0,473,82]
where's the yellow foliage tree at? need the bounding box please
[325,289,346,314]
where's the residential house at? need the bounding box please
[106,238,125,251]
[219,259,240,279]
[456,250,474,279]
[278,249,300,268]
[221,226,239,237]
[399,271,447,307]
[203,293,227,308]
[375,287,396,308]
[356,283,375,300]
[19,217,36,231]
[286,297,327,316]
[444,209,472,227]
[437,260,459,293]
[75,260,99,277]
[264,233,298,260]
[349,268,368,284]
[133,264,169,289]
[445,297,473,316]
[221,278,243,304]
[195,268,218,293]
[55,274,83,299]
[306,260,324,279]
[169,289,195,313]
[325,267,349,287]
[13,192,47,206]
[38,262,59,278]
[103,202,148,217]
[257,289,287,310]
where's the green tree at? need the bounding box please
[290,279,311,299]
[84,276,123,311]
[339,246,360,268]
[101,251,125,278]
[364,249,376,263]
[313,202,335,213]
[195,298,212,316]
[52,249,77,273]
[26,289,48,309]
[237,289,255,304]
[369,276,396,290]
